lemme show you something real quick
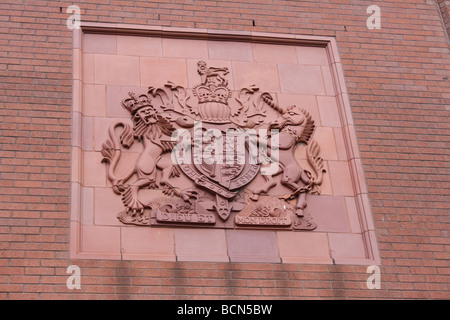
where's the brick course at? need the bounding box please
[0,0,449,299]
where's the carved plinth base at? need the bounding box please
[154,211,215,224]
[117,210,151,226]
[293,213,317,231]
[154,202,215,225]
[234,193,293,230]
[149,199,236,229]
[235,215,292,227]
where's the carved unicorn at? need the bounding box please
[251,94,326,217]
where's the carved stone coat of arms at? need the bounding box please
[101,61,326,231]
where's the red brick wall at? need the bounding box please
[0,0,449,299]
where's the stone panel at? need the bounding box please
[71,27,378,266]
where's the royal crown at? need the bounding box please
[121,92,153,115]
[193,84,230,105]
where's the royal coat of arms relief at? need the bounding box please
[100,61,326,231]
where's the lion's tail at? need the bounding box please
[261,93,284,114]
[101,122,133,189]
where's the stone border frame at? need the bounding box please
[70,23,380,265]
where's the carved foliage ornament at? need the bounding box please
[101,61,326,230]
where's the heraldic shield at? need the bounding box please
[178,121,261,221]
[100,60,326,230]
